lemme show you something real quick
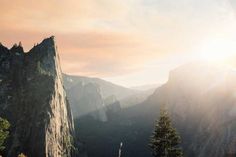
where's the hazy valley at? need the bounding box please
[75,62,236,157]
[0,34,236,157]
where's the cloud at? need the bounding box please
[229,0,236,14]
[57,31,161,77]
[1,0,236,85]
[0,0,133,33]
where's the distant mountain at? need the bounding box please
[76,62,236,157]
[146,63,236,156]
[63,74,137,99]
[63,74,150,120]
[0,37,75,157]
[65,81,107,121]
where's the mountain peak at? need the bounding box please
[40,36,55,46]
[0,42,9,53]
[10,42,24,54]
[25,36,58,62]
[0,36,75,157]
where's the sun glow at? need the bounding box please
[198,38,236,66]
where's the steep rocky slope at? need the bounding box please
[63,74,152,120]
[63,74,137,100]
[145,63,236,156]
[76,63,236,157]
[63,74,134,120]
[66,81,107,121]
[0,37,75,157]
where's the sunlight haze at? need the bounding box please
[1,0,236,87]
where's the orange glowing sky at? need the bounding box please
[1,0,236,87]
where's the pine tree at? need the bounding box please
[0,117,10,151]
[149,106,183,157]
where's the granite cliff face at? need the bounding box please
[0,37,75,157]
[63,74,149,121]
[63,74,136,100]
[65,81,107,121]
[64,74,126,121]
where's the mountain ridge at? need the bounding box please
[75,62,236,157]
[63,73,138,100]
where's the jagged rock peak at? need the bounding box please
[0,36,75,157]
[0,42,9,53]
[28,36,57,56]
[0,36,56,55]
[0,42,24,54]
[37,36,55,47]
[10,43,24,54]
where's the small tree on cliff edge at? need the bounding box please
[149,105,183,157]
[0,117,10,152]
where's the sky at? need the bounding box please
[1,0,236,87]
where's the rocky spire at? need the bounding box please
[10,42,24,54]
[0,37,75,157]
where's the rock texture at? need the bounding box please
[0,37,75,157]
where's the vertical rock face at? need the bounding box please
[0,37,74,157]
[65,80,107,121]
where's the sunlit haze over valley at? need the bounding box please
[1,0,236,87]
[1,1,236,157]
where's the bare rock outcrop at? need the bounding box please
[0,37,75,157]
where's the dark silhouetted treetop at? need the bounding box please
[149,105,183,157]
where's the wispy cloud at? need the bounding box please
[0,0,236,86]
